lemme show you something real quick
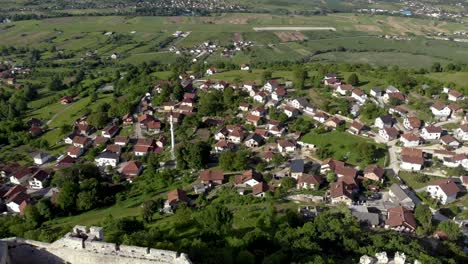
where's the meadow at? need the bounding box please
[1,14,467,68]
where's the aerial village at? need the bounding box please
[1,62,467,240]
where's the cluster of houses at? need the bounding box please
[0,63,31,89]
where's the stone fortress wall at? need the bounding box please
[0,225,191,264]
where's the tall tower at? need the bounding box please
[170,111,175,161]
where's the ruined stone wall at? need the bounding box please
[1,237,191,264]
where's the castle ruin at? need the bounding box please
[0,225,191,264]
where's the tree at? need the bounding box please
[87,112,108,129]
[414,204,432,234]
[293,66,307,89]
[326,172,337,183]
[77,191,98,211]
[196,204,233,236]
[356,143,377,164]
[24,205,42,227]
[60,124,72,135]
[281,177,295,190]
[431,62,442,72]
[55,181,79,213]
[142,198,163,223]
[437,221,461,241]
[48,76,64,91]
[36,199,53,220]
[347,73,359,86]
[261,70,272,83]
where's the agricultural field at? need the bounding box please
[1,14,467,68]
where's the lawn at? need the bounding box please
[301,130,387,166]
[424,72,468,88]
[398,172,440,190]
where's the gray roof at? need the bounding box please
[389,184,409,202]
[97,151,119,160]
[290,159,305,173]
[371,87,382,93]
[352,211,380,226]
[34,152,50,159]
[389,184,420,208]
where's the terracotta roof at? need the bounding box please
[94,136,109,145]
[136,138,155,147]
[122,161,143,176]
[440,135,459,145]
[106,144,122,154]
[364,165,385,179]
[298,174,322,185]
[386,207,417,230]
[56,155,75,168]
[406,117,421,129]
[424,125,442,133]
[67,146,82,156]
[252,182,269,195]
[167,189,190,206]
[335,166,357,178]
[352,88,364,96]
[401,155,424,165]
[330,181,352,199]
[134,145,151,153]
[7,191,29,205]
[234,170,262,185]
[73,135,90,145]
[246,114,261,122]
[321,158,345,170]
[448,89,463,98]
[3,185,27,199]
[350,121,364,131]
[278,139,295,148]
[200,170,224,182]
[401,133,420,142]
[431,102,446,111]
[383,127,399,138]
[401,148,423,158]
[114,136,128,143]
[429,179,460,196]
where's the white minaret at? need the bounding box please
[170,112,175,161]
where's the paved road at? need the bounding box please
[386,139,400,175]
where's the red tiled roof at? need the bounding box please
[122,161,143,176]
[167,189,190,206]
[429,179,460,196]
[252,182,269,195]
[386,207,417,230]
[200,170,224,182]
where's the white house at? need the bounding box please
[95,151,119,168]
[400,155,424,171]
[379,127,399,142]
[6,192,29,214]
[440,135,461,148]
[278,140,296,153]
[351,89,367,104]
[283,106,298,118]
[206,67,218,76]
[430,102,451,120]
[290,98,310,110]
[443,154,468,169]
[253,92,268,104]
[421,125,442,140]
[403,116,421,131]
[335,84,353,96]
[426,179,460,205]
[28,170,50,190]
[374,115,394,129]
[33,152,51,165]
[263,80,279,93]
[447,89,464,102]
[240,64,250,71]
[454,124,468,141]
[400,133,420,147]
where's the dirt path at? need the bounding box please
[46,104,73,126]
[253,27,336,31]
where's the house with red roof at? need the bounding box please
[426,179,460,205]
[297,174,322,190]
[199,170,225,185]
[386,207,417,232]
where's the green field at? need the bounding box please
[301,130,388,166]
[1,14,467,68]
[425,72,468,87]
